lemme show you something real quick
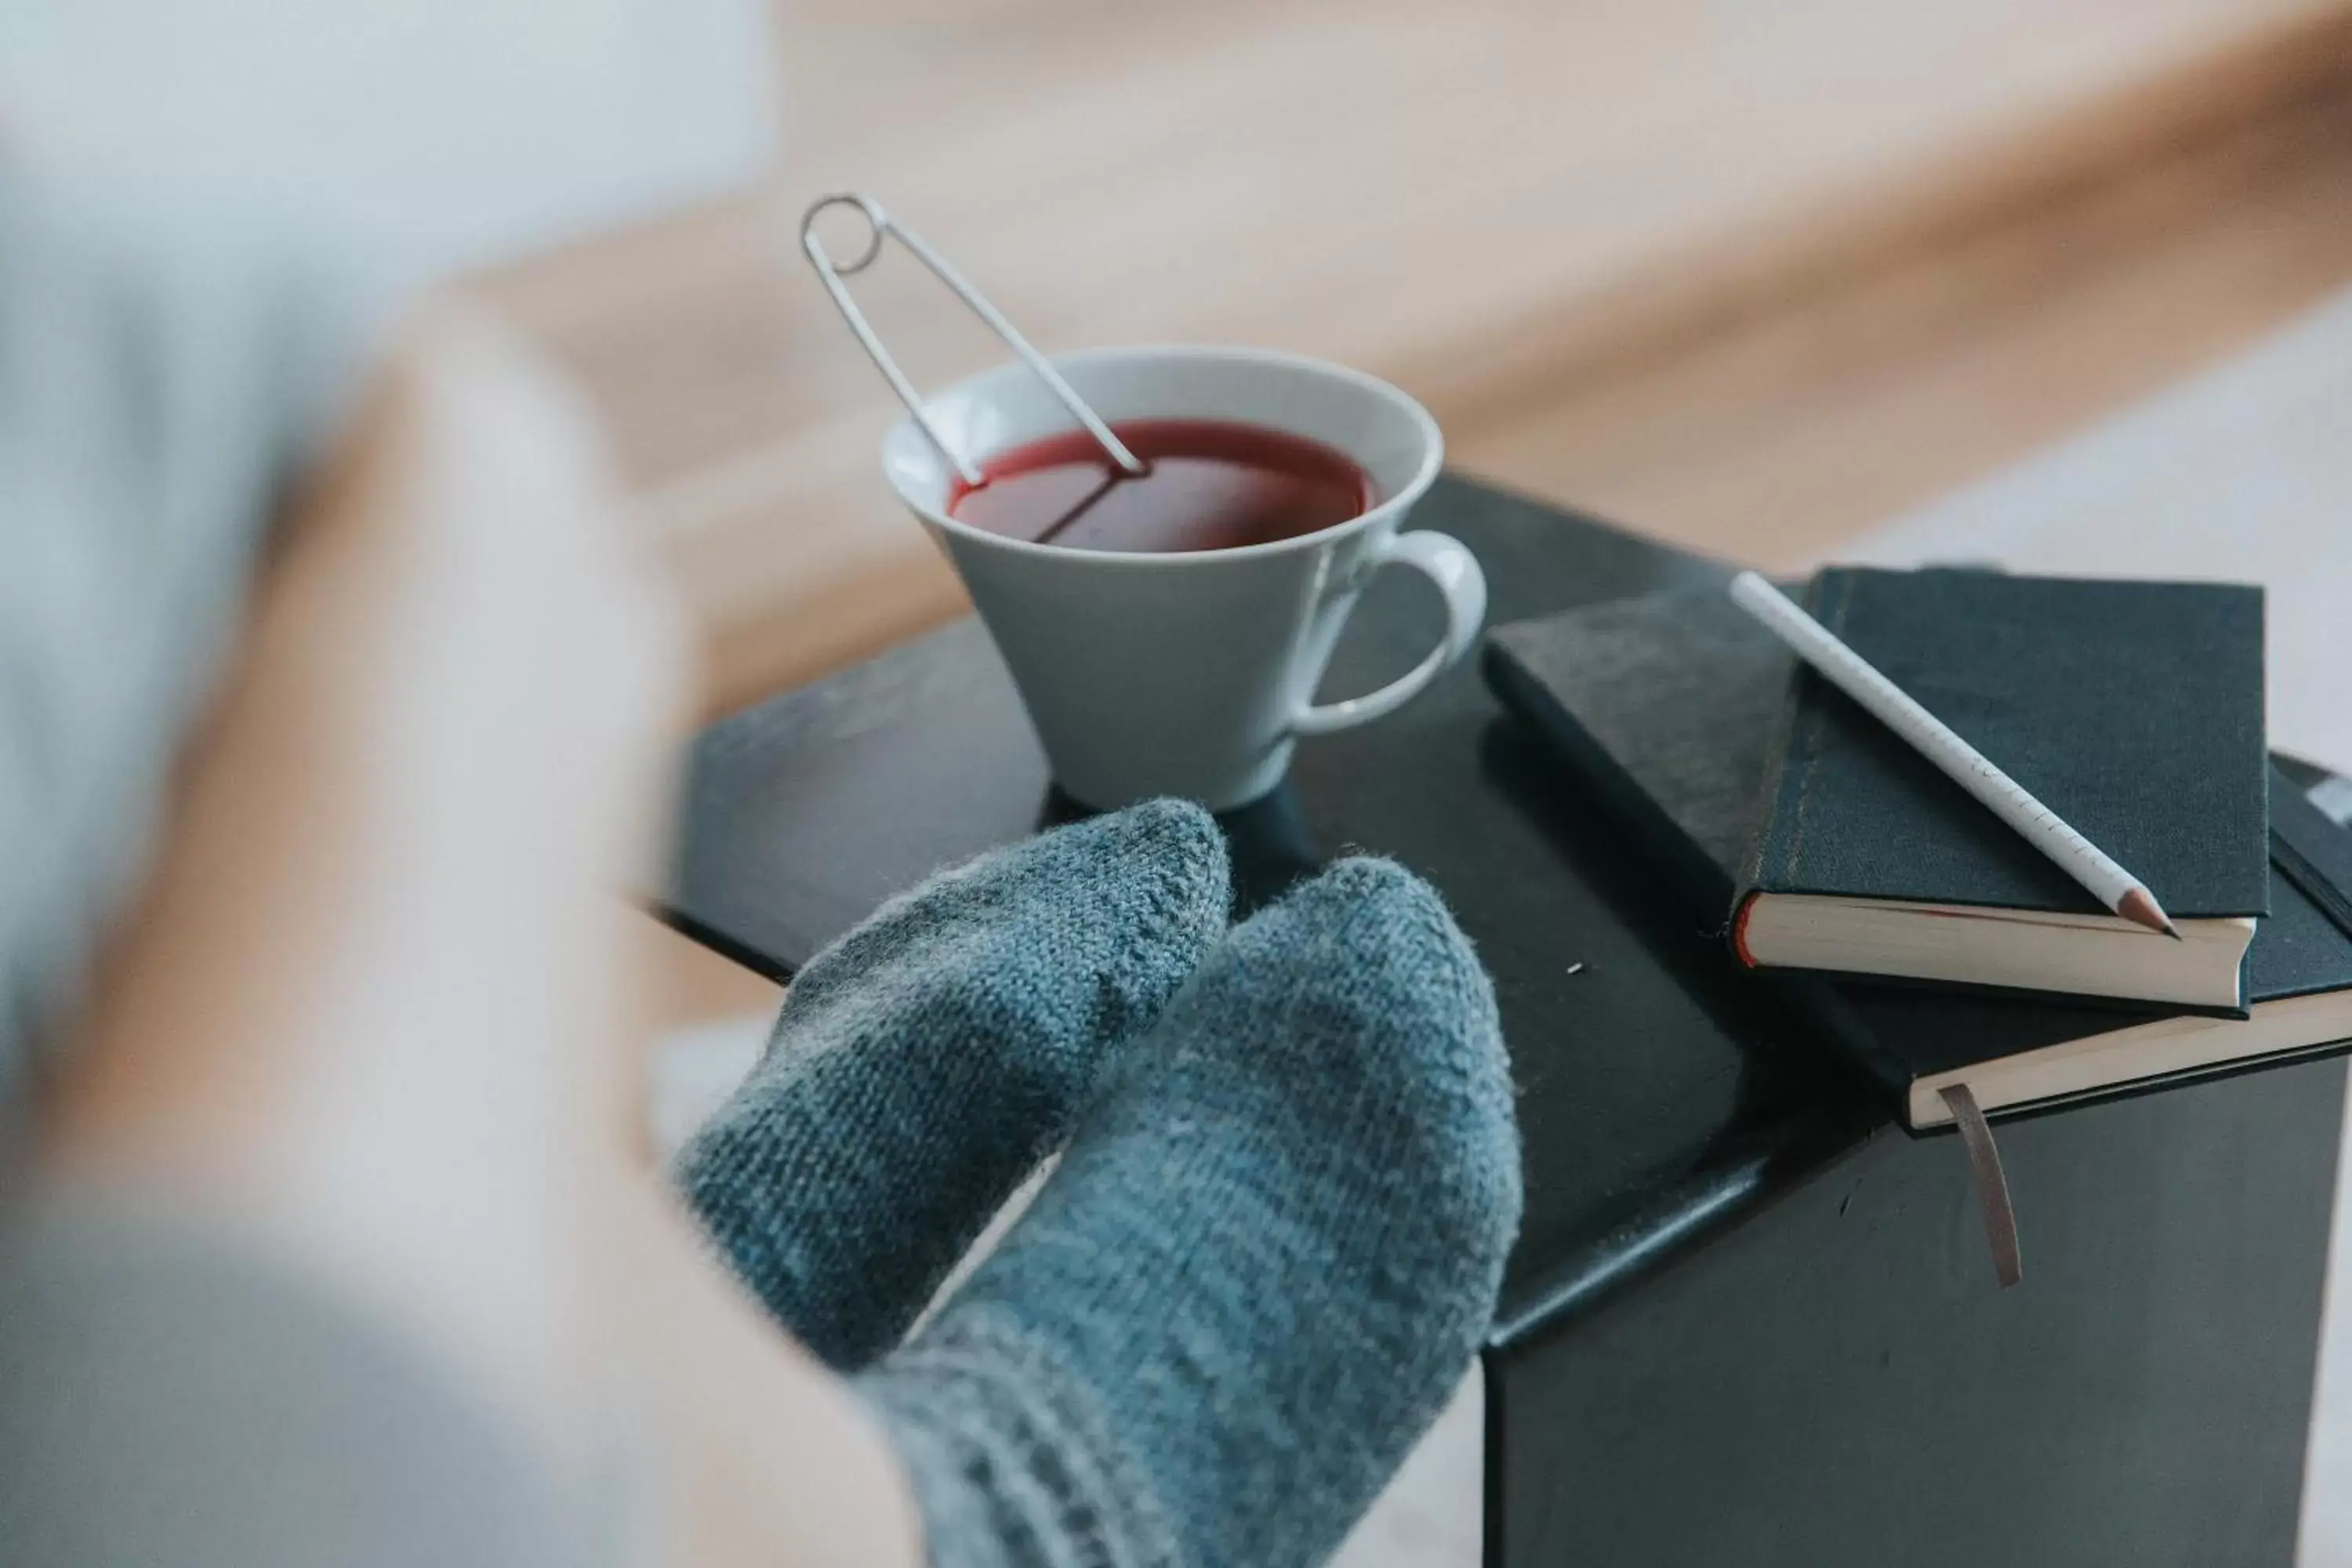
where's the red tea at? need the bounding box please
[948,418,1373,554]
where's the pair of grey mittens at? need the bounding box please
[677,799,1522,1568]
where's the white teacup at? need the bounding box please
[883,345,1483,811]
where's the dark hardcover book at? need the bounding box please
[1730,568,2267,1009]
[1486,586,2352,1128]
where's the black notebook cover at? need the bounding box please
[1486,586,2352,1127]
[1740,568,2270,920]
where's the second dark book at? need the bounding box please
[1733,567,2267,1008]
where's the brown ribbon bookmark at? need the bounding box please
[1940,1083,2022,1289]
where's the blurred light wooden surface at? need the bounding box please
[478,0,2352,720]
[1456,78,2352,569]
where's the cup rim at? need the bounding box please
[882,343,1446,567]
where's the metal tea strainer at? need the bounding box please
[799,192,1142,487]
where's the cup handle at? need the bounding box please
[1291,531,1488,737]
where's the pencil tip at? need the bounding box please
[2118,886,2181,939]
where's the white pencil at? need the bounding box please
[1728,571,2180,938]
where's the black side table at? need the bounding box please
[666,476,2340,1567]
